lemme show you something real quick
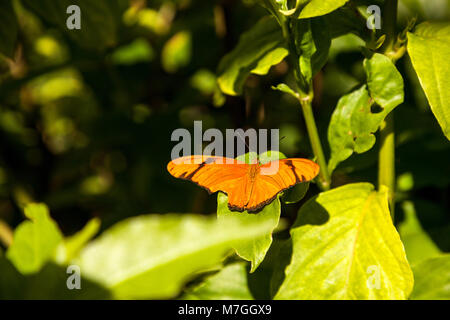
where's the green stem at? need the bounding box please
[281,19,330,190]
[299,97,331,190]
[378,115,395,218]
[379,0,398,219]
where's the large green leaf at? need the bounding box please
[0,0,18,58]
[409,255,450,300]
[217,193,280,273]
[275,183,413,299]
[216,151,283,273]
[398,201,442,265]
[182,262,254,300]
[217,17,288,96]
[6,203,63,275]
[328,53,404,172]
[407,22,450,139]
[75,213,274,299]
[21,0,120,50]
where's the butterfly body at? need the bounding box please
[167,155,319,212]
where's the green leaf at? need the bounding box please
[328,86,372,172]
[278,0,349,19]
[364,53,404,111]
[6,203,63,275]
[294,18,331,83]
[398,201,442,265]
[216,151,290,273]
[299,0,349,19]
[407,22,450,139]
[275,183,413,299]
[0,0,18,58]
[21,0,120,51]
[272,83,298,99]
[182,262,254,300]
[217,17,288,96]
[75,213,274,299]
[328,53,404,173]
[161,31,192,73]
[217,193,280,273]
[55,218,101,264]
[409,255,450,300]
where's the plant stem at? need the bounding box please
[280,19,331,190]
[299,97,331,190]
[379,0,398,219]
[378,115,395,218]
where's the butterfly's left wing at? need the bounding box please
[245,158,320,212]
[167,155,253,210]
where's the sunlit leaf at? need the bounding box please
[217,17,288,95]
[272,83,298,99]
[328,54,404,172]
[182,262,254,300]
[364,53,404,111]
[299,0,349,19]
[275,183,413,299]
[407,22,450,139]
[75,213,274,299]
[409,255,450,300]
[217,193,280,273]
[6,203,63,275]
[216,151,283,273]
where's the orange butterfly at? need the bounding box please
[167,155,320,212]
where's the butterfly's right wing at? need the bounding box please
[244,158,320,212]
[167,155,251,209]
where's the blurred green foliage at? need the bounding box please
[0,0,449,299]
